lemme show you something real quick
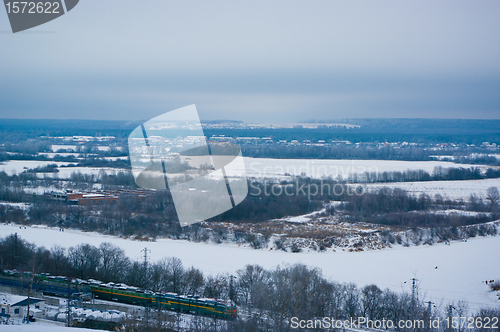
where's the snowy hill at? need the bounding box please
[0,223,498,311]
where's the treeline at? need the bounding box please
[1,153,130,169]
[2,168,500,235]
[0,170,137,188]
[1,234,498,332]
[237,143,500,166]
[209,178,347,223]
[205,122,500,145]
[0,140,52,155]
[61,157,130,169]
[342,187,500,227]
[358,166,500,183]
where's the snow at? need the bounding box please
[0,161,71,176]
[51,145,112,152]
[278,207,328,223]
[430,209,491,217]
[430,154,500,161]
[470,153,500,160]
[39,153,81,158]
[0,293,27,305]
[240,158,485,179]
[36,167,129,179]
[103,156,128,161]
[430,155,455,160]
[0,224,498,311]
[0,202,31,210]
[1,158,486,181]
[1,324,95,332]
[366,178,500,200]
[52,145,78,152]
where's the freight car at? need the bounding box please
[0,270,90,298]
[0,270,237,320]
[90,281,237,319]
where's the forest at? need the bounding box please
[0,234,498,332]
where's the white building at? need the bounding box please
[0,293,45,320]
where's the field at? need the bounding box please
[242,158,484,179]
[2,325,95,332]
[1,223,498,311]
[1,158,485,180]
[365,178,500,200]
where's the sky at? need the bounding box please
[0,0,499,123]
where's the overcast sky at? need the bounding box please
[1,0,499,122]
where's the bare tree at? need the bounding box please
[237,264,266,305]
[98,242,130,282]
[68,244,102,279]
[361,284,383,319]
[486,186,499,208]
[184,267,204,296]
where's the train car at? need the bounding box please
[0,270,91,299]
[89,282,155,306]
[0,271,237,319]
[89,283,237,319]
[156,293,237,319]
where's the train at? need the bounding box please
[88,280,237,319]
[0,270,90,299]
[0,270,237,320]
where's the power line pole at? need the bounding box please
[426,300,435,316]
[229,275,237,303]
[141,247,151,328]
[67,277,71,327]
[411,277,418,301]
[26,263,35,324]
[26,277,31,324]
[141,247,150,269]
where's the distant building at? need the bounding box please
[77,194,118,206]
[0,293,45,319]
[46,189,153,205]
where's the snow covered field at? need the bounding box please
[39,152,82,158]
[39,167,129,179]
[2,324,94,332]
[0,224,498,311]
[0,161,128,179]
[51,145,114,152]
[2,158,484,180]
[240,158,484,179]
[365,178,500,200]
[0,161,71,175]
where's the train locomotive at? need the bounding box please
[0,270,237,320]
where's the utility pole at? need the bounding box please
[426,301,434,312]
[141,247,150,269]
[26,263,35,324]
[425,300,435,321]
[144,298,151,329]
[411,277,419,303]
[229,275,237,303]
[14,233,18,264]
[67,277,71,327]
[141,248,151,329]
